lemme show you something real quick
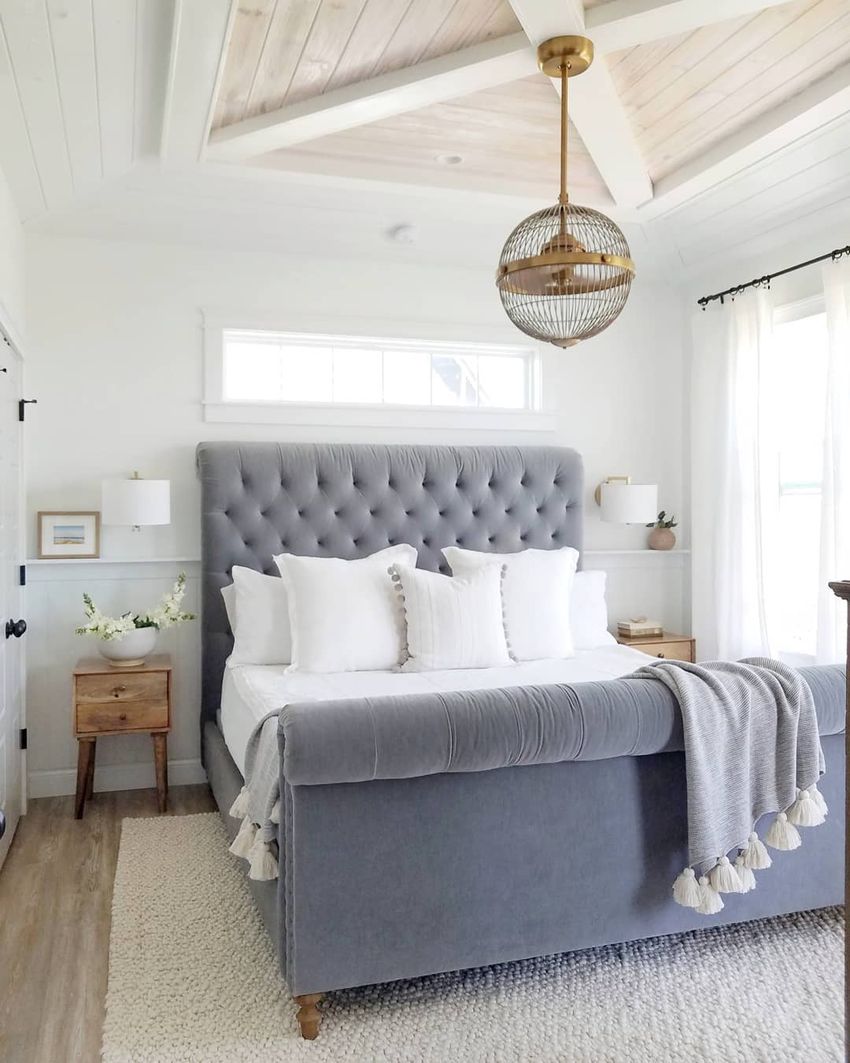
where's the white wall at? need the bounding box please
[0,164,25,339]
[24,233,688,796]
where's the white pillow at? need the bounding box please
[221,583,236,634]
[227,566,292,666]
[391,563,513,672]
[275,545,417,673]
[570,570,616,649]
[442,546,578,661]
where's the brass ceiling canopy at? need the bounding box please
[496,36,635,348]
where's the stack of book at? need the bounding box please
[617,618,664,639]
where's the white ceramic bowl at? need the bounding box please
[98,626,158,667]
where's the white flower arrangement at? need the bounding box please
[76,573,196,641]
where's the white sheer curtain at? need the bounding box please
[816,256,850,663]
[691,288,778,661]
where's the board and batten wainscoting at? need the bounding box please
[24,551,688,798]
[26,559,202,799]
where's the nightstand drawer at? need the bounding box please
[76,699,169,735]
[76,671,167,705]
[635,640,693,662]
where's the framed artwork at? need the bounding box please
[37,511,101,559]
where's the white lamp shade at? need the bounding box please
[102,478,171,526]
[600,483,657,524]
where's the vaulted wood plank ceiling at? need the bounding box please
[208,0,850,213]
[213,0,522,130]
[608,0,850,180]
[263,75,607,201]
[0,0,848,276]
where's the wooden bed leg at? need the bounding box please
[294,994,324,1040]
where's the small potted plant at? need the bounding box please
[76,573,195,666]
[646,511,678,551]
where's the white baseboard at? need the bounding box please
[28,758,207,799]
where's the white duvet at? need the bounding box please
[220,643,651,774]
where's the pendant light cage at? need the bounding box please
[497,203,634,347]
[496,35,635,348]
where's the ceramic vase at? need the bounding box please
[648,527,676,551]
[98,626,158,667]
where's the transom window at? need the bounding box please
[219,329,538,411]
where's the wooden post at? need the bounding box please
[294,994,324,1040]
[74,738,96,819]
[152,732,168,813]
[827,579,849,1052]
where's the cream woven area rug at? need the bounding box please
[103,813,843,1063]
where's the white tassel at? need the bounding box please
[765,812,802,851]
[228,786,250,819]
[807,785,829,818]
[709,855,744,894]
[248,837,278,881]
[742,831,772,870]
[228,816,256,858]
[695,876,724,915]
[672,867,702,908]
[270,800,280,825]
[787,787,825,828]
[734,855,756,893]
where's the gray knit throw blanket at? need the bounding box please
[631,658,827,916]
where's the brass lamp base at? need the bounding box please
[537,36,594,79]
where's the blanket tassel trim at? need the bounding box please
[672,784,828,916]
[227,786,280,881]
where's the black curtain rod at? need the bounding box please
[697,244,850,308]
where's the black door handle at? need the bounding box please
[0,809,5,839]
[5,619,26,639]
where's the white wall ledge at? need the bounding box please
[26,556,201,565]
[25,551,688,568]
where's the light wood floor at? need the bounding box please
[0,784,216,1063]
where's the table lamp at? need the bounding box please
[102,472,171,531]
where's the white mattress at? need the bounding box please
[219,644,651,774]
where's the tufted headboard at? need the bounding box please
[196,442,583,727]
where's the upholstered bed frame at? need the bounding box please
[197,442,845,1040]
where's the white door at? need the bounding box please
[0,341,25,871]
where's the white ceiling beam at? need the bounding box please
[160,0,235,167]
[643,63,850,219]
[587,0,792,54]
[506,0,652,208]
[207,34,536,162]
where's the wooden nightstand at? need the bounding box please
[73,654,172,819]
[616,632,696,662]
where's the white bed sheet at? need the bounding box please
[219,644,651,775]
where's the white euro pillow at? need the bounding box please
[390,563,512,672]
[442,545,578,661]
[275,544,417,673]
[570,570,616,649]
[226,566,292,666]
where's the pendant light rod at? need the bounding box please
[496,35,635,349]
[559,63,569,206]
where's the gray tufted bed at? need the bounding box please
[197,441,845,1039]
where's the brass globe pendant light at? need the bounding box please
[496,37,635,347]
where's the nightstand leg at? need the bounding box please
[152,733,168,813]
[75,739,95,820]
[85,738,97,800]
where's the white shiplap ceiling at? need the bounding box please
[0,0,172,219]
[0,0,848,282]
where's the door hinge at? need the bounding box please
[19,727,27,751]
[19,564,26,586]
[18,398,37,421]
